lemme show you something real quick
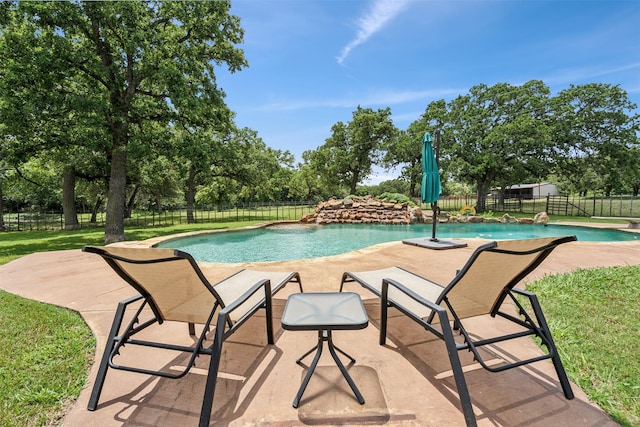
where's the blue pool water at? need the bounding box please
[156,222,638,263]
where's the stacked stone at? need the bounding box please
[300,196,551,227]
[300,196,424,225]
[442,212,549,225]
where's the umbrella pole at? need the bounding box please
[431,130,441,242]
[430,201,438,241]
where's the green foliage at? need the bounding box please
[551,83,640,196]
[303,106,397,195]
[446,80,554,212]
[527,266,640,426]
[384,100,449,198]
[1,2,248,242]
[2,28,639,235]
[356,179,411,198]
[287,162,327,202]
[375,192,415,205]
[443,181,475,197]
[0,291,95,426]
[344,192,415,205]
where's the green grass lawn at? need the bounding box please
[0,291,95,427]
[527,266,640,427]
[0,220,268,265]
[0,220,638,425]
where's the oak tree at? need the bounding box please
[1,1,246,242]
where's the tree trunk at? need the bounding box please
[0,181,5,231]
[125,185,139,219]
[105,143,127,243]
[349,173,359,195]
[62,166,81,230]
[185,166,197,223]
[475,179,492,213]
[90,196,102,223]
[409,168,419,198]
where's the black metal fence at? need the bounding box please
[2,195,639,232]
[433,194,639,218]
[0,201,317,232]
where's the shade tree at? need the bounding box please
[1,2,246,242]
[305,106,397,196]
[550,83,640,197]
[445,81,553,212]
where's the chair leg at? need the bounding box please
[550,348,574,399]
[88,297,134,410]
[339,274,348,292]
[437,310,477,427]
[199,313,227,427]
[264,284,274,345]
[379,300,388,345]
[529,294,574,399]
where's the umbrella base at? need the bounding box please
[402,238,468,250]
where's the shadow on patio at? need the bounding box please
[2,238,638,425]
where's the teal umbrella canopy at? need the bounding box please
[421,133,441,204]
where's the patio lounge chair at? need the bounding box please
[83,245,302,427]
[340,236,576,427]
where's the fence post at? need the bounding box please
[545,195,549,214]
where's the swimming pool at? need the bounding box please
[155,222,638,263]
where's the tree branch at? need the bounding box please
[177,28,192,44]
[135,89,169,99]
[14,167,42,187]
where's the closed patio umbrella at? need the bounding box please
[421,133,441,205]
[421,133,441,240]
[404,132,467,250]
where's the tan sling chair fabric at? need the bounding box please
[340,236,576,427]
[83,245,302,427]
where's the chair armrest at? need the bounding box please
[220,279,272,316]
[218,279,272,332]
[382,277,444,314]
[120,294,145,305]
[510,287,534,297]
[381,278,453,342]
[210,278,273,348]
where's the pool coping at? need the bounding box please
[133,220,640,264]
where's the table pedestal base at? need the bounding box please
[292,329,365,408]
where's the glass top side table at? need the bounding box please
[281,292,368,408]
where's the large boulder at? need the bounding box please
[533,211,550,225]
[501,213,518,224]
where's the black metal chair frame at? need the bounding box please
[341,236,576,427]
[83,246,301,427]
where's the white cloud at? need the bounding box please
[543,62,640,87]
[258,87,462,112]
[337,0,410,65]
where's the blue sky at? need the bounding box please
[217,0,640,183]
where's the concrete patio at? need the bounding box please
[1,225,639,426]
